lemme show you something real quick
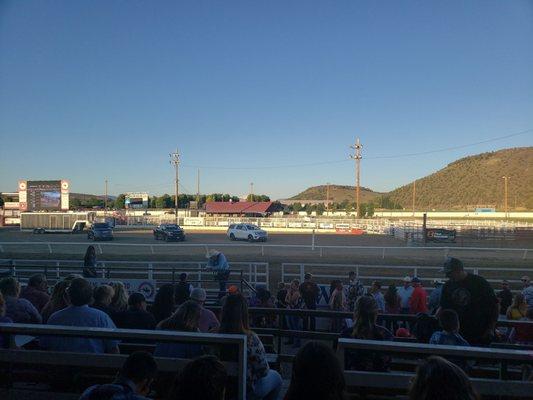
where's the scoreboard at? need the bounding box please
[18,180,69,211]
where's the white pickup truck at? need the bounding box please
[227,224,268,242]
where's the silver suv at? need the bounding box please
[227,224,268,242]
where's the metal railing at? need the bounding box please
[282,262,533,289]
[337,338,533,397]
[0,323,248,399]
[0,259,268,293]
[208,306,533,354]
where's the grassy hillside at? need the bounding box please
[387,147,533,210]
[290,184,381,203]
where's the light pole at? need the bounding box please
[350,138,363,218]
[170,149,180,224]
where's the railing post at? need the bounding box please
[523,249,528,260]
[300,264,304,283]
[47,243,52,254]
[382,248,386,259]
[444,247,449,259]
[148,263,153,280]
[56,261,60,279]
[312,229,315,251]
[101,262,106,278]
[171,267,176,285]
[237,336,247,400]
[97,244,103,255]
[198,263,202,288]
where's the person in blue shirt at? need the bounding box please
[79,351,157,400]
[154,300,204,359]
[428,279,444,314]
[41,277,119,354]
[206,250,230,299]
[430,309,470,371]
[430,309,469,346]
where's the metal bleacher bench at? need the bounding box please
[0,323,248,400]
[337,338,533,399]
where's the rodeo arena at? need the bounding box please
[0,181,532,400]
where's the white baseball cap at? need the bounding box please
[403,276,411,283]
[206,249,220,258]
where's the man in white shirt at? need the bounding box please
[397,276,414,314]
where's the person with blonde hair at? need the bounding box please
[218,294,281,400]
[109,281,128,313]
[506,293,528,320]
[340,296,393,371]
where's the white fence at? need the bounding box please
[0,242,530,261]
[0,259,269,289]
[281,262,533,290]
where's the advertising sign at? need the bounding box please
[87,278,157,301]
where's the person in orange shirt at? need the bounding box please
[409,277,428,314]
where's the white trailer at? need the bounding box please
[20,212,96,233]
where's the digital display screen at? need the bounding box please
[27,180,62,211]
[125,192,148,209]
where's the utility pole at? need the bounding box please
[104,179,108,216]
[502,176,510,219]
[250,182,254,201]
[412,180,416,217]
[196,168,200,204]
[326,182,330,216]
[170,148,180,223]
[350,138,363,218]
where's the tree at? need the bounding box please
[155,194,172,208]
[114,194,126,209]
[292,202,303,213]
[246,194,270,202]
[231,196,240,202]
[365,202,375,217]
[316,203,325,216]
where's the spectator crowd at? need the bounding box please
[0,255,531,399]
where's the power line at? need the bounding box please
[180,128,532,170]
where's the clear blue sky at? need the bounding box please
[1,0,532,199]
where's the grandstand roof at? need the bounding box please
[205,201,279,215]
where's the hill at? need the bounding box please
[387,147,533,210]
[70,193,116,201]
[290,185,381,204]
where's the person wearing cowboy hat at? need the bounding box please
[206,249,230,299]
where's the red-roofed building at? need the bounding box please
[205,201,281,217]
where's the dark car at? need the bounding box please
[87,223,114,241]
[153,224,185,242]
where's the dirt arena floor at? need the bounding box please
[1,226,531,271]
